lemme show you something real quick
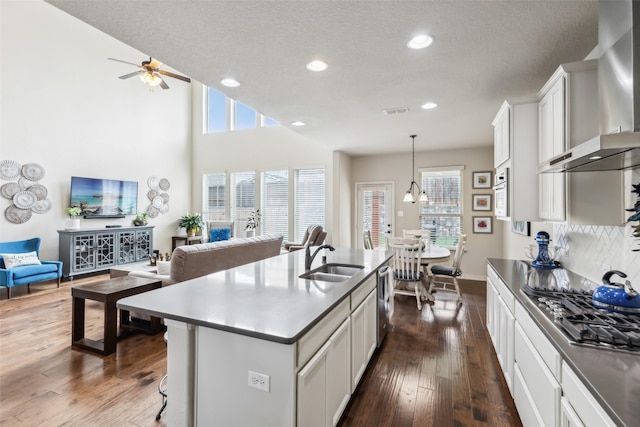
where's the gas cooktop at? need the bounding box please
[522,285,640,354]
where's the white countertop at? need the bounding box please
[117,248,391,344]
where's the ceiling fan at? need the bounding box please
[107,57,191,89]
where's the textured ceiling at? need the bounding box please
[46,0,598,156]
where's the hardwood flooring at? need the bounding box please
[0,276,521,426]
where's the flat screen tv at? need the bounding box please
[70,176,138,218]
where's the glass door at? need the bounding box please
[356,183,393,249]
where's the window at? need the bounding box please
[419,166,463,247]
[203,173,226,219]
[261,170,289,241]
[201,168,326,242]
[206,87,227,133]
[294,168,325,242]
[231,172,256,234]
[205,86,278,134]
[234,101,257,130]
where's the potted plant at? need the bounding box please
[178,212,204,237]
[65,206,82,230]
[133,212,149,226]
[245,209,261,237]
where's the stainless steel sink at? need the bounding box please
[299,263,364,282]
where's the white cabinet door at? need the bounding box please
[538,76,566,222]
[496,294,515,392]
[298,340,329,427]
[493,103,510,167]
[351,289,378,392]
[326,319,351,427]
[299,318,351,427]
[351,297,367,392]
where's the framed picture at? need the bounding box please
[512,221,530,236]
[473,216,493,234]
[472,171,492,189]
[472,194,492,211]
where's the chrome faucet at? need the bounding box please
[305,244,335,270]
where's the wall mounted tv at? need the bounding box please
[70,176,138,218]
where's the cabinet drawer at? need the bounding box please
[297,298,350,369]
[513,363,546,427]
[351,275,376,310]
[561,363,616,427]
[514,323,561,427]
[515,303,561,379]
[487,266,514,313]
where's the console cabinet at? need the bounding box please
[58,226,154,279]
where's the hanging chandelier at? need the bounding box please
[403,134,428,203]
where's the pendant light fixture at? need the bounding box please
[403,134,429,203]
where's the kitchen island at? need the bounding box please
[118,247,391,426]
[487,259,640,427]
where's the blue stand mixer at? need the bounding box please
[529,231,560,269]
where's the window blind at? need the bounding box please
[261,170,289,241]
[294,168,325,242]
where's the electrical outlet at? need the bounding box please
[248,370,270,392]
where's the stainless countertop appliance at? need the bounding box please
[521,268,640,353]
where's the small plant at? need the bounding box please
[178,212,204,234]
[245,209,261,230]
[133,212,149,226]
[66,206,82,218]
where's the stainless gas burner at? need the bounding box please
[522,285,640,354]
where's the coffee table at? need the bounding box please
[71,276,162,356]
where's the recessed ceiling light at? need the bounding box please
[291,121,306,127]
[589,155,603,160]
[407,34,434,50]
[221,78,240,88]
[306,60,328,72]
[421,102,438,110]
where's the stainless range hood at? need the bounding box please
[539,0,640,173]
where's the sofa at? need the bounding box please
[0,238,63,299]
[129,234,283,285]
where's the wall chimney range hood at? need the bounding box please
[539,0,640,173]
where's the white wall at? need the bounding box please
[0,0,192,260]
[351,146,501,279]
[189,82,339,245]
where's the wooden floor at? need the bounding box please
[0,276,521,426]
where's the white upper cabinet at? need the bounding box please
[537,60,625,225]
[492,100,539,221]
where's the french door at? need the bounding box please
[355,183,393,249]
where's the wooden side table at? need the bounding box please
[172,235,204,251]
[71,276,162,356]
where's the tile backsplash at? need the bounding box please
[554,169,640,286]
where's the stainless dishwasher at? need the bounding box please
[377,265,392,346]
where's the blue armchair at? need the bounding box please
[0,238,62,299]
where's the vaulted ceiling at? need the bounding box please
[46,0,598,155]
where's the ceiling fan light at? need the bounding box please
[149,74,163,87]
[140,72,152,84]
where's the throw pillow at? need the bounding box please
[209,227,231,242]
[0,251,42,269]
[156,260,171,276]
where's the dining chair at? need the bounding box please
[402,229,431,247]
[388,237,425,310]
[363,230,373,249]
[428,234,466,306]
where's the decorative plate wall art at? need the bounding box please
[144,175,170,217]
[0,160,52,224]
